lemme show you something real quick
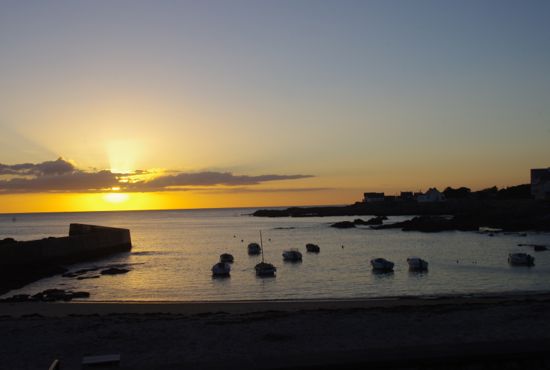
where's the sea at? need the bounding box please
[1,208,550,302]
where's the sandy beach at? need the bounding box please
[2,293,550,369]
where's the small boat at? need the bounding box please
[282,249,303,261]
[407,257,428,271]
[508,253,535,266]
[212,262,231,277]
[248,242,261,255]
[255,231,276,277]
[255,261,277,277]
[220,253,234,263]
[305,243,320,253]
[371,258,394,272]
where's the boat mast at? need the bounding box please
[260,230,264,263]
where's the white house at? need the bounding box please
[417,188,445,203]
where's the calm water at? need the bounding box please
[1,208,550,301]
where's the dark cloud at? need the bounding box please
[0,170,118,193]
[195,187,331,194]
[0,157,75,176]
[133,172,313,190]
[0,159,314,194]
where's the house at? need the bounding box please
[417,188,445,203]
[399,192,414,201]
[531,168,550,200]
[363,192,385,202]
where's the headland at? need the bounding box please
[253,199,550,232]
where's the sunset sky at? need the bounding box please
[1,0,549,213]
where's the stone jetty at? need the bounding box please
[0,224,132,295]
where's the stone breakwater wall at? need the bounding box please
[0,224,132,295]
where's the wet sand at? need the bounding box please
[1,293,550,369]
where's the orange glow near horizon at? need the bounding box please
[0,188,358,214]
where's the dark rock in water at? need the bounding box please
[2,289,90,302]
[354,216,386,226]
[100,267,130,275]
[63,266,102,278]
[34,289,66,302]
[71,291,90,299]
[373,215,478,233]
[3,294,30,302]
[534,245,548,252]
[77,275,101,280]
[331,221,356,229]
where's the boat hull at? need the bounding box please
[371,258,394,272]
[508,253,535,266]
[407,258,428,271]
[212,262,231,277]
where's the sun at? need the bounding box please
[104,192,129,203]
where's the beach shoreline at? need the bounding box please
[2,290,550,317]
[2,292,550,369]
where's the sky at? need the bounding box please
[1,0,549,213]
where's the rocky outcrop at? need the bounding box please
[332,216,388,228]
[101,267,130,275]
[330,221,356,229]
[0,289,90,302]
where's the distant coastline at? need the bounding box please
[253,198,550,232]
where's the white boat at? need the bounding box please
[508,253,535,266]
[282,249,302,261]
[220,253,234,263]
[305,243,320,253]
[255,231,276,277]
[407,257,428,271]
[212,262,231,277]
[247,242,261,255]
[371,258,394,272]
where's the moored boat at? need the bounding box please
[371,258,394,272]
[255,231,276,277]
[282,249,302,261]
[508,253,535,266]
[305,243,320,253]
[248,242,261,255]
[220,253,234,263]
[212,262,231,277]
[407,257,428,271]
[255,262,277,277]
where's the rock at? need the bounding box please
[1,294,30,302]
[354,216,385,226]
[70,291,90,299]
[0,237,16,245]
[2,289,91,302]
[100,267,130,275]
[77,275,101,280]
[330,221,356,229]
